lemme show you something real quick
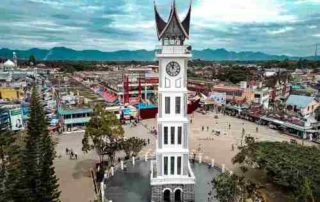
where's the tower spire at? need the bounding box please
[154,0,192,42]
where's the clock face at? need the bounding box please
[166,61,181,77]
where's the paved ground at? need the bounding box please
[54,111,312,201]
[142,111,312,170]
[54,125,153,202]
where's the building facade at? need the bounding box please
[151,1,195,202]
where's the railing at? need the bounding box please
[150,159,196,185]
[155,45,192,55]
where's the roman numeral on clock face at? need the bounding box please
[166,61,181,77]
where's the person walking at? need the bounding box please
[66,148,69,155]
[70,149,74,160]
[207,126,209,131]
[148,138,150,144]
[202,126,204,131]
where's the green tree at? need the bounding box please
[213,173,239,202]
[3,132,24,202]
[39,128,61,201]
[18,86,60,201]
[82,104,124,165]
[0,129,18,201]
[295,177,314,202]
[29,55,36,66]
[19,86,44,200]
[121,137,145,159]
[233,140,320,200]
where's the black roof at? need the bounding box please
[154,0,191,40]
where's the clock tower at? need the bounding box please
[151,1,195,202]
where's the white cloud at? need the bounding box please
[308,25,317,29]
[313,34,320,37]
[294,0,320,4]
[267,26,294,35]
[193,0,296,24]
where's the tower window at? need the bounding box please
[177,156,182,175]
[171,126,175,144]
[164,127,168,145]
[170,156,175,175]
[165,97,170,114]
[178,127,182,145]
[164,157,168,175]
[175,97,181,114]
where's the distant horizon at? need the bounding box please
[0,46,311,58]
[1,0,320,57]
[1,46,319,61]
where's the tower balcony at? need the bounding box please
[155,45,192,58]
[150,160,195,186]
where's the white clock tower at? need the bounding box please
[151,1,195,202]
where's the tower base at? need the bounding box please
[151,184,195,202]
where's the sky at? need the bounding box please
[0,0,320,56]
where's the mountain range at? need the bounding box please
[0,47,318,61]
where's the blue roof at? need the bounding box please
[134,102,156,109]
[58,107,93,115]
[286,95,315,108]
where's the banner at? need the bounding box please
[10,108,24,131]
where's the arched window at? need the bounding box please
[175,189,182,201]
[163,189,171,202]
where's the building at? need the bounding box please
[208,92,226,105]
[0,87,23,100]
[286,95,319,117]
[212,83,255,104]
[151,2,195,202]
[269,81,291,102]
[249,82,270,109]
[58,107,92,131]
[0,105,25,131]
[119,67,159,103]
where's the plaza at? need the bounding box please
[53,111,310,202]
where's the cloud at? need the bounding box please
[308,25,317,29]
[294,0,320,4]
[0,0,319,56]
[193,0,296,24]
[267,26,294,35]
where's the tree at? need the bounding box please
[0,129,18,201]
[82,104,124,166]
[295,177,314,202]
[233,139,320,200]
[18,86,60,201]
[212,173,258,202]
[18,86,44,200]
[28,55,36,66]
[212,173,239,202]
[121,137,145,159]
[39,131,61,201]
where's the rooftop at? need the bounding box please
[286,95,315,108]
[58,107,92,115]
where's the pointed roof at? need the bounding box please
[154,0,191,40]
